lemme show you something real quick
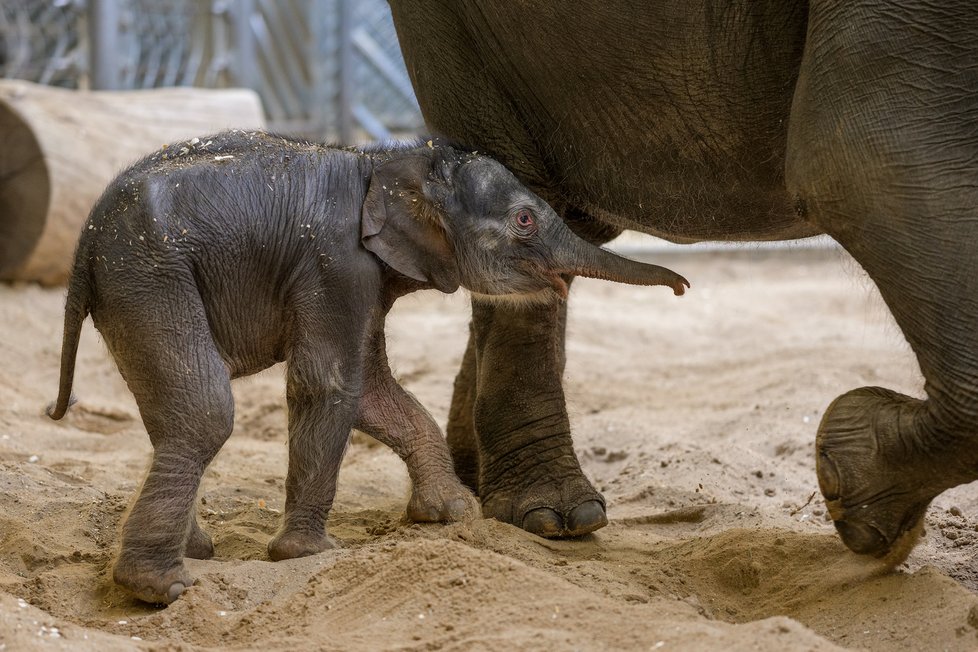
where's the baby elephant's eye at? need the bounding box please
[514,209,536,230]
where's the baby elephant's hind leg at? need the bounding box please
[98,302,233,604]
[356,331,478,523]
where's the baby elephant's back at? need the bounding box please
[85,130,365,259]
[81,130,377,376]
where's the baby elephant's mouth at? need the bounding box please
[469,273,566,305]
[546,272,569,300]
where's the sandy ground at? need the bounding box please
[3,245,978,651]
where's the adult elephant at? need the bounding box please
[387,0,978,559]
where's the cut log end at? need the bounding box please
[0,79,265,285]
[0,101,50,278]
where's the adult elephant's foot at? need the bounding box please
[817,387,972,562]
[479,443,607,537]
[483,488,607,538]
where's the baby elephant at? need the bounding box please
[48,130,688,604]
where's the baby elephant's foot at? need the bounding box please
[407,477,480,523]
[267,529,338,562]
[113,554,193,605]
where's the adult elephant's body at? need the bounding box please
[389,0,978,558]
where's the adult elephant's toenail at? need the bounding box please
[523,507,563,538]
[816,450,841,501]
[834,519,888,556]
[566,500,608,536]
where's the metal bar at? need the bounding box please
[258,0,308,107]
[351,28,417,104]
[308,0,331,139]
[250,9,293,121]
[337,0,354,144]
[181,3,207,86]
[139,12,166,89]
[0,9,29,78]
[159,8,188,88]
[38,9,71,85]
[232,0,258,90]
[351,103,391,141]
[204,0,229,87]
[88,0,120,90]
[278,0,312,80]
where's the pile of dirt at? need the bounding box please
[2,247,978,650]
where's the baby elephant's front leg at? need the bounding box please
[357,334,479,523]
[267,362,358,562]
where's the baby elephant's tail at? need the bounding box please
[47,260,91,420]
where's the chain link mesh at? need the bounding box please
[0,0,423,139]
[0,0,84,87]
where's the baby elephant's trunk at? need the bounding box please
[552,229,689,296]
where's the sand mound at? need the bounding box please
[3,248,978,650]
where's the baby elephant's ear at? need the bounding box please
[361,157,460,294]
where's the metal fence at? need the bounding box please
[0,0,424,141]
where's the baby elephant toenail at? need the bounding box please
[166,582,186,603]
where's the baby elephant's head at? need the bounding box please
[361,142,689,301]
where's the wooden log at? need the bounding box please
[0,79,266,285]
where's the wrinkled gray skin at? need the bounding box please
[388,1,978,559]
[48,130,687,604]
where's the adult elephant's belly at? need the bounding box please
[391,1,818,243]
[549,126,821,243]
[497,62,820,243]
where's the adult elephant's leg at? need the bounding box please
[470,296,605,537]
[446,301,571,503]
[446,325,479,491]
[448,210,620,537]
[787,0,978,561]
